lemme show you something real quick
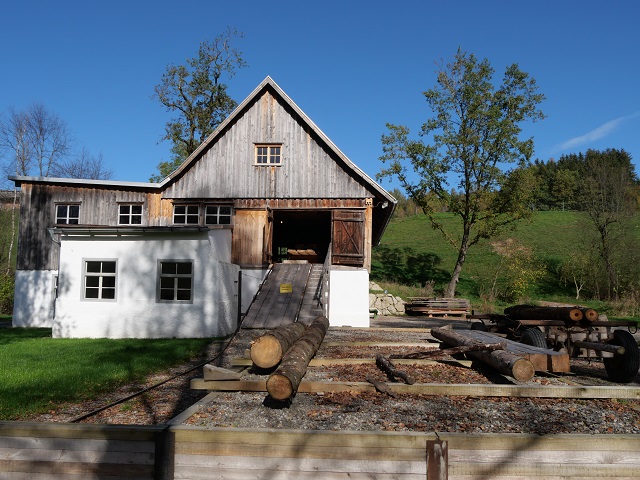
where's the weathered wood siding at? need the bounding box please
[163,87,371,200]
[16,183,158,271]
[332,209,365,266]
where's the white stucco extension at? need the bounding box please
[12,270,57,327]
[53,229,239,338]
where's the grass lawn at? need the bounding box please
[0,327,216,420]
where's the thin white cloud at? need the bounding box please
[552,111,640,153]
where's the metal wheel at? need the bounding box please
[604,330,640,383]
[520,327,548,349]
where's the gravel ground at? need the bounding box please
[25,316,640,433]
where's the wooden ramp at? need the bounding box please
[460,329,571,373]
[241,263,313,329]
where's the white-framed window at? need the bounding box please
[158,260,193,302]
[84,260,117,300]
[255,144,282,165]
[205,205,232,225]
[173,205,200,225]
[55,204,80,224]
[118,204,143,225]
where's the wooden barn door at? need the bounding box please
[331,209,365,266]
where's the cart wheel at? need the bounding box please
[470,322,487,331]
[520,328,547,349]
[604,330,640,383]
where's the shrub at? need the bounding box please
[0,272,14,315]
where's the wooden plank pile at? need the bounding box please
[404,297,471,317]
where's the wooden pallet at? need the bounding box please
[405,297,471,317]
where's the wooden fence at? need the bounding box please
[2,421,640,479]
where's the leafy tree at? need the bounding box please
[151,27,246,182]
[378,49,545,297]
[578,149,638,299]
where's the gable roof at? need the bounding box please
[161,76,395,203]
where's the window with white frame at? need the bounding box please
[118,204,143,225]
[173,205,199,225]
[255,144,281,165]
[55,204,80,224]
[158,260,193,302]
[205,205,232,225]
[84,260,117,300]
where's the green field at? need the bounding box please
[372,210,640,320]
[0,328,216,420]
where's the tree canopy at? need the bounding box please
[378,49,545,298]
[0,103,112,182]
[150,27,246,182]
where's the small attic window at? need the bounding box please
[255,144,281,165]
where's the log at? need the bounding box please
[375,354,416,384]
[431,327,535,382]
[266,316,330,401]
[250,321,308,368]
[580,308,599,323]
[504,304,583,324]
[389,342,506,360]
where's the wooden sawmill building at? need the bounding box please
[9,76,396,338]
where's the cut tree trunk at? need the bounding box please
[580,308,599,323]
[375,354,416,384]
[431,327,535,382]
[504,304,583,324]
[266,316,330,401]
[250,322,308,369]
[389,342,506,360]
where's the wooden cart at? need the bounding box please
[469,305,640,383]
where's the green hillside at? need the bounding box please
[372,211,640,319]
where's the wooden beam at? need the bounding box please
[190,379,640,399]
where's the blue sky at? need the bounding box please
[1,1,639,189]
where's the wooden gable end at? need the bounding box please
[162,86,370,200]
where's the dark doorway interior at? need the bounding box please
[272,210,331,263]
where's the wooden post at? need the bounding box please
[426,438,448,480]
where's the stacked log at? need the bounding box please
[250,322,307,369]
[431,327,535,382]
[504,305,583,324]
[266,316,330,401]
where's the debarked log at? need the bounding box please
[266,316,330,401]
[375,354,416,385]
[389,342,507,360]
[250,321,308,369]
[431,327,535,382]
[504,304,583,324]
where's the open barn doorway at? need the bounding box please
[272,210,331,264]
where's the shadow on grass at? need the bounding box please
[372,245,449,287]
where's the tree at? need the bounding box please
[51,147,113,180]
[579,149,638,299]
[151,27,246,182]
[378,49,545,297]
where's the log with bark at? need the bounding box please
[389,342,507,360]
[266,316,330,401]
[504,304,583,324]
[431,327,535,382]
[250,322,308,369]
[375,354,416,384]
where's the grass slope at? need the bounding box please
[373,211,639,315]
[0,328,215,420]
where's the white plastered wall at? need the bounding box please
[238,268,269,314]
[327,267,370,327]
[12,270,57,327]
[53,230,239,338]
